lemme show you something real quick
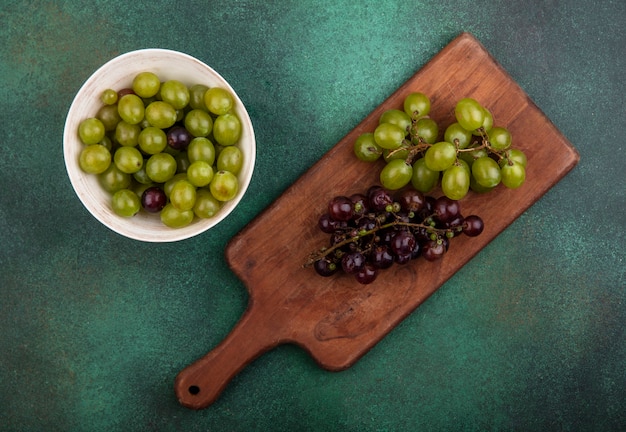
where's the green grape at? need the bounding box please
[160,80,190,110]
[175,151,191,174]
[374,122,405,150]
[488,127,512,150]
[213,113,242,146]
[160,203,194,228]
[111,189,141,217]
[79,144,111,174]
[379,109,411,133]
[132,165,153,185]
[193,188,222,218]
[472,156,501,188]
[354,133,382,162]
[187,137,216,165]
[145,101,177,129]
[444,122,472,149]
[383,143,409,162]
[99,135,113,151]
[100,89,118,105]
[204,87,234,115]
[456,157,471,174]
[115,121,141,147]
[217,146,243,174]
[187,161,214,187]
[472,107,493,135]
[424,141,456,171]
[380,159,412,190]
[411,157,439,193]
[502,148,527,167]
[500,161,526,189]
[117,94,145,125]
[78,118,106,145]
[210,170,238,201]
[114,146,143,174]
[169,180,197,211]
[403,92,430,118]
[138,126,167,154]
[98,164,131,193]
[96,105,122,131]
[441,164,470,200]
[146,152,177,183]
[189,84,209,110]
[411,117,439,144]
[164,173,187,197]
[184,109,213,137]
[470,174,495,193]
[454,98,485,131]
[132,71,161,98]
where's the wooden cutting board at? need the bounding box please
[174,32,579,409]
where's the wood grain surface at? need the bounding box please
[174,32,579,409]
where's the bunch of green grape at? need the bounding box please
[353,93,527,200]
[76,71,244,228]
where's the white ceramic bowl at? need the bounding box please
[64,49,256,242]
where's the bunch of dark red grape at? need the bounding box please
[306,186,484,284]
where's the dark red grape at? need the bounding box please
[141,186,167,213]
[463,215,484,237]
[433,196,461,222]
[397,189,425,213]
[328,196,354,221]
[314,258,338,277]
[167,126,192,150]
[350,193,369,216]
[341,251,366,274]
[368,186,393,211]
[390,230,416,256]
[370,245,394,269]
[355,263,378,284]
[422,240,446,261]
[319,213,346,233]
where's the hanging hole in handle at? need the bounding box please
[188,385,200,395]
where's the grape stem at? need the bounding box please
[304,216,454,267]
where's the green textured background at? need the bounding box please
[1,0,624,431]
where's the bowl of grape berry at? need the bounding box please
[63,49,256,242]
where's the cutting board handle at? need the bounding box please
[174,305,281,409]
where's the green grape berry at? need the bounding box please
[380,159,413,190]
[472,156,502,188]
[354,133,382,162]
[169,180,197,211]
[187,161,214,187]
[193,188,222,218]
[79,144,111,174]
[441,164,470,200]
[444,122,472,149]
[184,109,213,137]
[204,87,234,116]
[187,137,216,165]
[424,141,457,171]
[488,127,512,150]
[411,158,439,193]
[160,203,194,228]
[113,146,143,174]
[146,152,177,183]
[403,92,431,118]
[160,80,190,110]
[216,146,243,174]
[379,109,411,133]
[132,72,161,98]
[78,117,106,144]
[210,170,238,201]
[111,189,141,217]
[455,98,485,132]
[145,101,177,129]
[500,161,526,189]
[412,117,439,144]
[117,94,145,125]
[213,113,242,146]
[374,122,405,150]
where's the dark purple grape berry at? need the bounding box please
[141,186,167,213]
[314,258,338,277]
[357,216,377,232]
[463,215,484,237]
[390,230,416,256]
[341,251,366,274]
[397,189,425,213]
[328,196,354,222]
[433,196,461,223]
[167,126,192,150]
[422,240,446,261]
[350,193,369,216]
[370,245,394,269]
[318,213,339,233]
[355,263,378,284]
[368,186,393,211]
